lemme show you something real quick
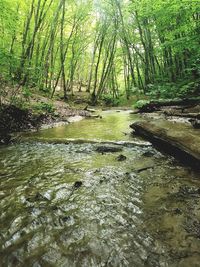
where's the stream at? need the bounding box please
[1,110,200,267]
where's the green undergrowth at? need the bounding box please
[32,102,55,114]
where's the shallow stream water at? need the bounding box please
[1,110,200,267]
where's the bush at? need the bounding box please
[134,99,150,109]
[145,82,199,99]
[22,87,32,101]
[10,96,26,109]
[33,102,55,113]
[178,81,200,98]
[101,94,120,106]
[145,83,176,99]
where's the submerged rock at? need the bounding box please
[116,154,127,161]
[73,181,83,189]
[96,145,123,153]
[26,192,48,202]
[177,185,200,198]
[87,114,102,119]
[142,151,155,157]
[135,166,154,173]
[172,208,183,215]
[185,219,200,238]
[0,133,12,145]
[61,216,71,222]
[189,118,200,129]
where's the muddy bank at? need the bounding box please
[131,103,200,169]
[0,104,90,145]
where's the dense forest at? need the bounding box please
[0,0,199,106]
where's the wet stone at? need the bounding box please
[185,219,200,238]
[142,151,155,157]
[73,181,83,189]
[116,154,127,161]
[96,145,123,153]
[189,118,200,129]
[145,253,161,267]
[177,185,200,198]
[136,166,154,173]
[26,192,48,202]
[172,208,183,215]
[61,216,71,222]
[51,205,59,211]
[0,171,8,176]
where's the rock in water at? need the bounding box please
[73,181,83,189]
[0,134,11,145]
[189,119,200,129]
[116,154,127,161]
[142,151,155,157]
[172,208,182,215]
[96,146,123,153]
[61,216,71,222]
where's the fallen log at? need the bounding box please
[130,120,200,169]
[138,98,200,113]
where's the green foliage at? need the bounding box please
[146,84,177,99]
[134,100,150,109]
[101,94,120,106]
[0,0,199,104]
[33,102,55,113]
[10,96,26,109]
[178,81,200,98]
[146,81,200,99]
[22,87,32,101]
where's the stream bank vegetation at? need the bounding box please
[0,0,200,143]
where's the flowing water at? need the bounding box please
[1,110,200,267]
[22,110,137,141]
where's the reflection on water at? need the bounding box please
[22,110,138,141]
[1,111,200,267]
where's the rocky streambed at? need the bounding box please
[0,110,200,267]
